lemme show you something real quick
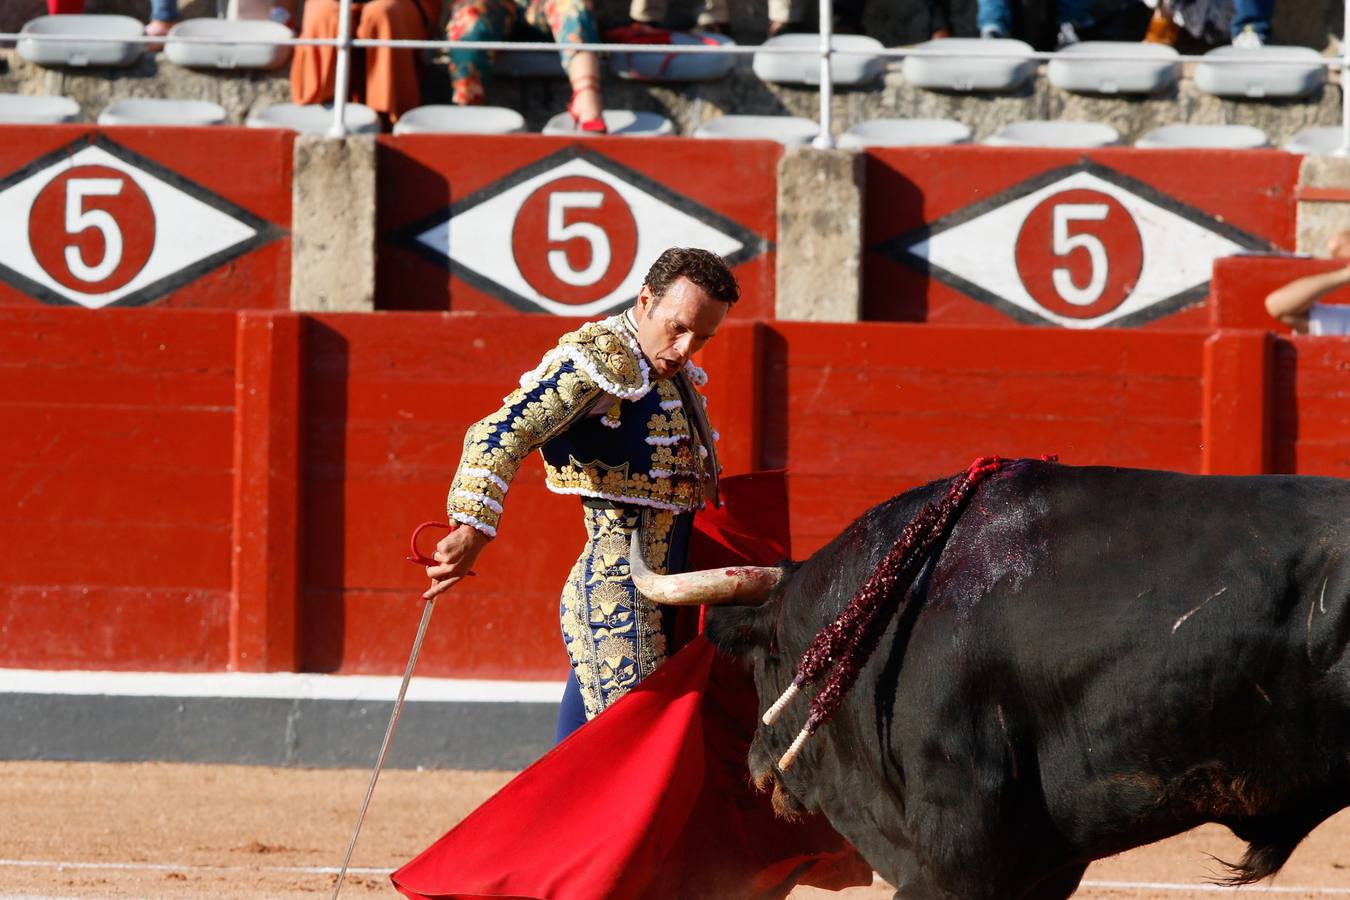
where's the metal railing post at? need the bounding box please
[328,0,354,138]
[811,0,835,149]
[1340,1,1350,156]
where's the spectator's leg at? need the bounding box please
[532,0,604,124]
[1055,0,1092,27]
[291,0,344,105]
[146,0,178,39]
[976,0,1012,37]
[928,0,951,37]
[446,0,515,105]
[1232,0,1274,42]
[355,0,432,121]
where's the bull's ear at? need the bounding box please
[705,599,781,663]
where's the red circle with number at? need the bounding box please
[511,176,638,305]
[30,166,155,295]
[1014,189,1143,320]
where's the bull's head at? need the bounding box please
[630,531,815,816]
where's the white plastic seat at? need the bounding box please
[610,31,735,82]
[752,34,885,86]
[986,120,1120,148]
[1284,127,1346,156]
[1195,45,1326,99]
[693,114,818,146]
[837,118,971,148]
[1047,41,1179,95]
[394,105,525,135]
[0,93,81,124]
[541,109,674,136]
[99,98,227,126]
[496,50,567,78]
[18,15,143,67]
[903,37,1035,92]
[165,19,293,70]
[246,102,381,133]
[1135,124,1269,149]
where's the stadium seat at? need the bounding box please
[1284,126,1346,156]
[246,102,382,133]
[18,15,143,68]
[902,38,1035,92]
[1195,45,1326,100]
[165,18,293,70]
[541,109,674,136]
[394,105,526,135]
[752,34,885,87]
[610,31,735,82]
[98,98,227,126]
[0,93,81,124]
[496,51,567,78]
[1135,124,1270,149]
[693,114,818,145]
[1047,42,1179,95]
[837,118,971,148]
[986,120,1120,148]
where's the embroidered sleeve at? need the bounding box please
[447,356,608,538]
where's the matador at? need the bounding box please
[424,247,738,740]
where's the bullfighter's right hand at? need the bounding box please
[424,525,491,599]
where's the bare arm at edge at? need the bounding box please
[1264,265,1350,328]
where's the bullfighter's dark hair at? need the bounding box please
[767,456,1012,770]
[643,247,740,305]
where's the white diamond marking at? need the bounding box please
[907,170,1246,328]
[0,145,258,309]
[418,157,746,316]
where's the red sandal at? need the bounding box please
[568,76,608,134]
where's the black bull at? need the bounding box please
[705,460,1350,900]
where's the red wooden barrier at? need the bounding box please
[4,307,1350,676]
[0,126,292,312]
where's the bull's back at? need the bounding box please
[901,462,1350,857]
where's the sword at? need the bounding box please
[329,520,467,900]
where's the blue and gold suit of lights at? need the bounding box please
[446,311,718,722]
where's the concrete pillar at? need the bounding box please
[775,146,864,322]
[1296,155,1350,256]
[290,135,377,312]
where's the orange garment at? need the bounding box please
[291,0,442,121]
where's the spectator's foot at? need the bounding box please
[930,27,951,39]
[1232,25,1268,48]
[692,22,727,36]
[1055,21,1081,50]
[144,19,171,51]
[979,24,1006,39]
[568,77,606,134]
[767,20,805,38]
[1143,8,1181,46]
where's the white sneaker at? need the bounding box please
[980,24,1006,39]
[1055,21,1081,50]
[1232,26,1268,48]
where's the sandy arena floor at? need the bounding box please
[2,762,1349,899]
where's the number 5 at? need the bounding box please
[546,191,611,287]
[64,177,125,283]
[1051,203,1108,307]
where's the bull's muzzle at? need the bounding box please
[629,530,782,606]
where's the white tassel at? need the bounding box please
[762,682,799,726]
[778,725,812,771]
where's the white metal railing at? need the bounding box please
[3,5,1349,151]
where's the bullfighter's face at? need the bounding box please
[633,277,728,380]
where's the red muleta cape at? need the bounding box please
[392,472,872,900]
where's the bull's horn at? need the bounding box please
[629,530,782,606]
